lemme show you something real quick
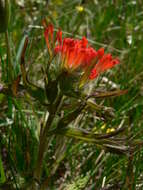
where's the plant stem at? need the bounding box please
[5,30,13,82]
[30,112,54,190]
[34,111,55,181]
[0,154,6,183]
[31,93,63,189]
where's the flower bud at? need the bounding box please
[0,0,11,33]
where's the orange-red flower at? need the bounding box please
[89,49,120,79]
[55,37,98,71]
[44,24,120,80]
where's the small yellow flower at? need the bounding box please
[106,128,110,133]
[110,128,115,132]
[76,5,84,12]
[106,128,115,133]
[101,124,106,130]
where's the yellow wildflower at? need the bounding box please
[76,5,84,12]
[106,128,115,133]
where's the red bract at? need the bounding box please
[55,37,97,71]
[44,24,120,80]
[89,53,120,79]
[56,29,62,45]
[44,24,54,51]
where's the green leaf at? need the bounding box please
[14,34,29,76]
[46,80,58,103]
[26,85,47,104]
[49,126,129,154]
[59,71,80,98]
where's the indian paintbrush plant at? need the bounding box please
[0,19,134,190]
[26,22,127,190]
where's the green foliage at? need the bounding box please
[64,174,90,190]
[0,0,11,33]
[0,155,6,184]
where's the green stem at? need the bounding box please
[32,94,63,189]
[34,111,55,181]
[30,113,54,190]
[5,30,13,82]
[0,154,6,184]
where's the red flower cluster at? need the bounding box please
[44,24,120,80]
